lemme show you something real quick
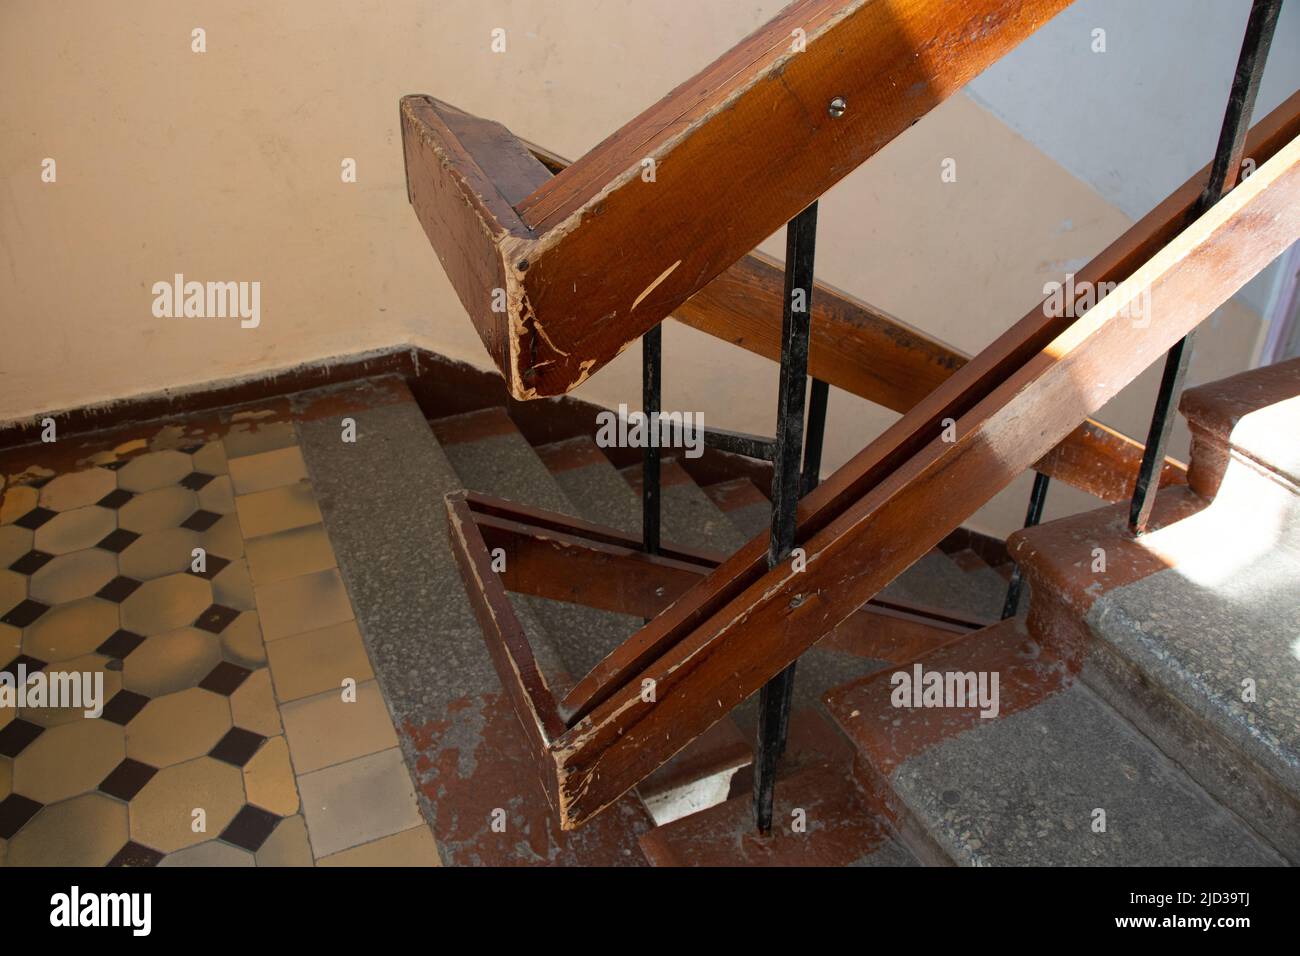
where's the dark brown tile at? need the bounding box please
[199,661,251,696]
[0,718,44,758]
[101,690,150,726]
[187,554,231,581]
[180,510,222,532]
[210,727,265,767]
[95,528,141,554]
[8,550,54,575]
[178,472,216,491]
[95,489,135,510]
[194,603,240,634]
[98,758,158,801]
[0,793,43,839]
[107,840,165,867]
[219,804,280,851]
[95,575,143,603]
[1,599,49,628]
[96,629,146,660]
[13,506,56,530]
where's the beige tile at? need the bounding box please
[1,485,38,525]
[267,620,373,703]
[228,446,308,496]
[190,441,229,476]
[245,523,337,587]
[197,475,236,515]
[127,686,232,767]
[201,514,244,560]
[230,667,282,736]
[13,718,124,803]
[0,524,33,567]
[0,569,24,613]
[318,824,441,867]
[0,755,12,800]
[212,558,255,611]
[220,610,267,668]
[120,527,201,581]
[20,653,121,727]
[298,747,423,858]
[22,597,118,661]
[38,467,117,513]
[28,548,117,604]
[244,736,299,815]
[255,814,315,866]
[34,505,115,555]
[117,450,192,493]
[130,756,244,853]
[1,622,19,660]
[118,486,198,535]
[235,481,321,539]
[5,793,127,867]
[159,840,254,867]
[255,567,353,642]
[120,572,213,635]
[280,679,397,773]
[223,421,296,460]
[122,626,223,697]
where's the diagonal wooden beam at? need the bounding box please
[402,0,1074,399]
[549,130,1300,827]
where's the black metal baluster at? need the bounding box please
[1129,0,1283,535]
[1001,471,1050,619]
[642,323,662,556]
[801,378,830,496]
[754,200,818,834]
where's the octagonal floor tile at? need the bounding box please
[129,756,244,853]
[117,450,192,493]
[1,486,38,526]
[20,653,122,727]
[29,548,118,604]
[127,686,231,767]
[33,506,115,555]
[122,626,222,697]
[38,468,117,513]
[119,527,201,581]
[12,718,124,804]
[243,736,299,816]
[200,514,244,560]
[22,597,119,662]
[0,570,23,615]
[158,839,254,867]
[118,487,198,535]
[5,792,127,866]
[0,525,33,568]
[120,573,211,635]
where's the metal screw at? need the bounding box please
[828,96,847,118]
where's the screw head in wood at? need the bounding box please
[828,96,847,118]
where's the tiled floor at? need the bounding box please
[0,409,439,866]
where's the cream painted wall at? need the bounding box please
[0,1,1269,536]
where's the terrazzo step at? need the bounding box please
[431,409,644,693]
[619,459,748,554]
[701,477,771,540]
[1010,483,1300,861]
[1179,356,1300,508]
[533,434,754,823]
[825,617,1286,866]
[642,709,917,867]
[296,381,654,865]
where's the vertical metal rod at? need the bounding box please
[1001,471,1051,620]
[642,323,662,556]
[1129,0,1282,535]
[801,378,830,496]
[754,201,818,835]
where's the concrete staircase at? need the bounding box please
[294,357,1297,866]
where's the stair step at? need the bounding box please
[642,709,915,866]
[537,435,641,536]
[825,617,1285,866]
[1180,355,1300,500]
[1011,484,1300,861]
[620,458,748,554]
[702,477,771,540]
[294,379,653,865]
